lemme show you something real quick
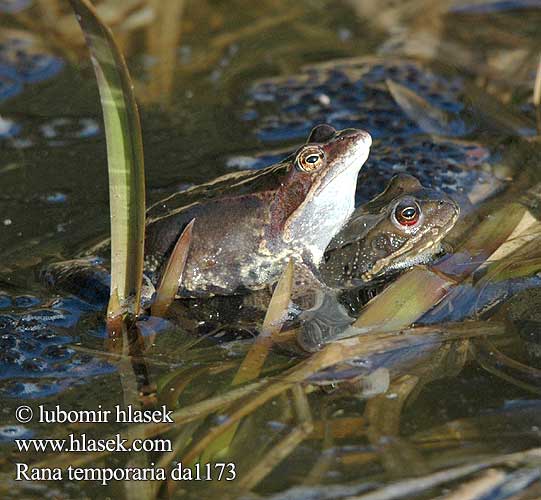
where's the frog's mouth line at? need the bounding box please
[362,233,441,281]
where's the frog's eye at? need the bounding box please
[296,146,326,172]
[394,202,420,227]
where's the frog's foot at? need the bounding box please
[296,289,354,352]
[41,257,111,306]
[41,257,155,310]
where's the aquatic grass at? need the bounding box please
[70,0,146,325]
[347,448,541,500]
[33,320,504,476]
[351,267,455,334]
[178,322,504,467]
[478,230,541,284]
[232,258,295,386]
[472,337,541,395]
[412,401,541,446]
[365,374,431,477]
[236,384,313,493]
[363,340,470,478]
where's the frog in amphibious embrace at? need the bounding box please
[297,173,460,351]
[44,124,372,303]
[320,173,460,289]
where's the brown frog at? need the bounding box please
[44,124,372,303]
[142,124,371,297]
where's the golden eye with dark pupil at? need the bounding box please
[395,205,419,226]
[296,147,325,172]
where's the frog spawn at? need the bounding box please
[240,58,502,205]
[0,30,101,147]
[0,114,101,147]
[245,58,465,142]
[0,30,64,102]
[0,293,114,398]
[228,136,495,207]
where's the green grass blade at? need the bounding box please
[199,259,295,462]
[233,258,294,385]
[70,0,146,320]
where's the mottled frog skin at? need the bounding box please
[144,125,371,297]
[320,173,459,289]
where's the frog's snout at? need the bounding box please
[339,128,372,148]
[436,196,461,228]
[443,195,460,215]
[358,129,372,148]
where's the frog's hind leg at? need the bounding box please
[41,257,111,307]
[41,258,156,309]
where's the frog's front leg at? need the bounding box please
[290,261,355,352]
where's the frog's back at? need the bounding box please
[146,163,289,221]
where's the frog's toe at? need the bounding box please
[297,293,353,352]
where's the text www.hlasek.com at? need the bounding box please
[15,433,171,453]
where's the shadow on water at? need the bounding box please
[1,0,541,498]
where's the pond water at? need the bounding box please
[1,0,541,498]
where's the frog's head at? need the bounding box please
[322,173,459,287]
[272,124,372,265]
[294,123,372,196]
